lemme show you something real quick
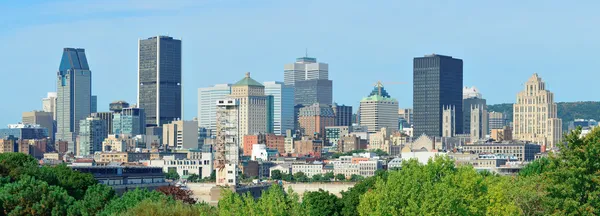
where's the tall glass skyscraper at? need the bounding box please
[413,54,463,137]
[264,81,294,135]
[113,108,146,136]
[55,48,92,153]
[197,84,232,135]
[138,36,182,127]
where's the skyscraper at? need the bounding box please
[215,98,240,186]
[359,82,399,133]
[91,95,97,113]
[198,84,232,135]
[513,73,562,149]
[55,48,92,153]
[90,112,113,136]
[229,73,268,137]
[78,117,107,156]
[138,36,182,127]
[22,111,54,143]
[42,92,57,120]
[463,86,487,135]
[413,54,463,137]
[112,108,146,136]
[294,79,333,106]
[263,81,294,135]
[298,103,336,137]
[162,120,199,150]
[332,103,353,127]
[284,56,328,86]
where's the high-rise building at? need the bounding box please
[284,56,328,86]
[488,111,507,133]
[332,103,353,127]
[42,92,57,120]
[162,120,199,150]
[442,106,456,137]
[398,108,413,129]
[198,84,232,135]
[413,54,463,137]
[91,95,97,113]
[463,86,487,135]
[112,108,146,136]
[22,111,54,143]
[90,112,113,136]
[215,98,240,186]
[56,48,92,153]
[513,73,562,149]
[109,101,130,113]
[263,81,294,135]
[470,105,488,141]
[229,73,268,137]
[78,117,108,156]
[298,103,336,137]
[294,79,333,106]
[359,83,399,133]
[0,124,49,140]
[138,36,182,127]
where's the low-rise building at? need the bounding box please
[71,165,168,194]
[96,152,152,163]
[292,163,323,177]
[270,163,292,175]
[294,137,323,157]
[461,141,541,161]
[144,156,213,179]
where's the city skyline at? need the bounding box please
[2,1,600,126]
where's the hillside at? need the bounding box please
[488,101,600,129]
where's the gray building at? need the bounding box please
[294,79,332,106]
[332,103,352,127]
[197,84,231,135]
[56,48,92,153]
[264,81,295,135]
[78,117,108,156]
[0,124,48,140]
[22,111,54,142]
[284,56,328,86]
[463,87,487,135]
[113,108,146,136]
[90,112,113,137]
[488,112,507,133]
[138,36,182,127]
[110,101,130,113]
[91,95,97,113]
[413,54,463,137]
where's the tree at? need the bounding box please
[293,172,308,182]
[68,184,116,216]
[312,174,323,182]
[187,174,200,182]
[335,174,346,181]
[218,185,305,216]
[156,185,197,204]
[99,189,170,215]
[349,174,364,182]
[120,199,216,216]
[324,172,335,181]
[0,175,75,215]
[339,171,385,216]
[165,169,180,180]
[209,170,216,182]
[302,189,341,216]
[370,149,389,157]
[271,170,283,180]
[282,173,293,182]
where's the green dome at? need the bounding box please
[233,72,264,87]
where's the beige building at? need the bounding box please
[102,134,127,152]
[442,106,456,137]
[368,127,392,153]
[229,72,268,137]
[162,120,199,150]
[491,126,512,142]
[22,111,54,142]
[470,105,488,141]
[513,73,562,149]
[359,83,399,133]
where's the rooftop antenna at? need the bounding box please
[305,48,308,57]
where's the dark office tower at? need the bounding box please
[332,103,352,127]
[138,36,182,127]
[56,48,92,153]
[294,79,333,106]
[91,95,97,113]
[413,54,463,137]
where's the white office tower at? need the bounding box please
[42,92,58,120]
[284,56,328,86]
[359,83,399,133]
[263,81,294,135]
[198,84,231,135]
[215,99,240,186]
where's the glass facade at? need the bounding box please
[138,36,182,127]
[55,48,92,153]
[413,54,463,137]
[112,108,146,136]
[294,79,332,106]
[197,84,231,136]
[78,117,108,156]
[263,81,294,135]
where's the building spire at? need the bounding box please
[305,48,308,57]
[245,72,250,78]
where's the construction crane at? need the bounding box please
[373,81,408,96]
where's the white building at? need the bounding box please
[283,56,329,86]
[359,160,381,177]
[197,84,231,135]
[359,83,399,133]
[388,157,403,169]
[251,144,268,161]
[162,120,198,150]
[292,163,323,177]
[145,154,213,178]
[215,99,240,186]
[333,163,359,178]
[270,163,292,175]
[263,81,294,135]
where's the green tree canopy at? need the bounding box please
[271,170,282,180]
[302,189,341,216]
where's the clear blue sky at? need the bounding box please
[1,0,599,127]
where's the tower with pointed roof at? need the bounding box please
[56,48,92,153]
[229,72,270,140]
[513,73,562,149]
[359,83,399,133]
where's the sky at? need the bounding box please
[0,0,599,127]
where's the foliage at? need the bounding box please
[0,175,75,215]
[293,172,309,182]
[332,150,366,158]
[99,189,171,215]
[156,185,197,204]
[302,189,341,216]
[165,169,180,180]
[339,170,387,216]
[271,170,282,180]
[335,174,346,181]
[349,174,364,182]
[218,185,304,216]
[119,199,216,216]
[311,174,323,182]
[68,184,116,216]
[324,172,335,180]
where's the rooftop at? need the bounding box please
[233,72,264,87]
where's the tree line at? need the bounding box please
[2,127,600,215]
